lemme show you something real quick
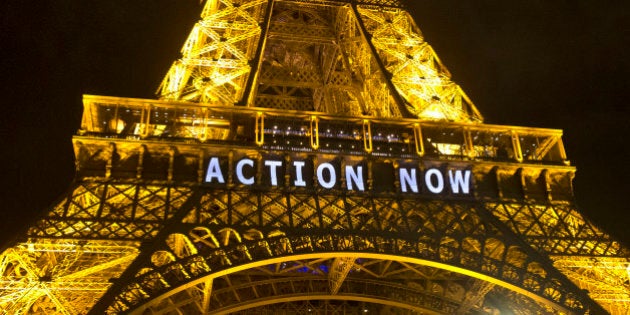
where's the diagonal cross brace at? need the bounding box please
[87,188,205,315]
[328,256,356,295]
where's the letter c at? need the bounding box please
[236,159,255,185]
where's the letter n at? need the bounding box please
[399,168,418,193]
[346,165,365,191]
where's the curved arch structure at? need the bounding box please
[2,0,629,314]
[109,226,567,311]
[124,254,568,315]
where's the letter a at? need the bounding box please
[205,157,225,183]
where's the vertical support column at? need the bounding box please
[392,160,400,192]
[413,123,425,157]
[228,151,235,226]
[367,159,374,192]
[311,154,324,228]
[199,109,208,142]
[310,116,320,150]
[493,167,503,199]
[167,147,175,182]
[137,146,145,179]
[557,137,570,165]
[139,104,151,138]
[456,279,495,313]
[511,130,523,162]
[517,168,527,199]
[255,112,264,146]
[463,128,475,159]
[239,0,276,107]
[350,4,412,118]
[542,169,552,201]
[284,153,294,228]
[362,119,373,153]
[201,279,213,312]
[105,143,115,179]
[329,257,355,295]
[197,150,205,183]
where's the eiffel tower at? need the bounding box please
[2,0,629,314]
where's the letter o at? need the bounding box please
[424,168,444,194]
[317,163,336,189]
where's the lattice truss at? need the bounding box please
[159,0,268,104]
[0,183,192,314]
[0,240,138,314]
[1,179,629,313]
[488,202,630,314]
[159,0,482,122]
[86,189,624,314]
[2,179,617,314]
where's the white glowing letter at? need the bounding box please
[424,168,444,194]
[448,169,471,194]
[293,161,307,187]
[345,165,365,191]
[205,157,225,183]
[265,160,283,186]
[236,159,255,185]
[317,163,336,189]
[399,168,418,193]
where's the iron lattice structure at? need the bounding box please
[2,0,629,314]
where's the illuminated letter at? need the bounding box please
[236,159,254,185]
[317,163,336,189]
[345,165,365,191]
[265,160,283,186]
[205,157,225,183]
[293,161,307,187]
[448,169,471,194]
[399,168,418,193]
[424,168,444,194]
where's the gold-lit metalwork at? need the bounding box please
[2,0,628,314]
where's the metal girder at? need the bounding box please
[87,189,206,315]
[158,0,479,122]
[159,0,269,103]
[123,257,577,314]
[133,264,468,314]
[354,5,482,122]
[8,160,626,313]
[456,279,495,313]
[488,202,627,257]
[328,257,355,295]
[5,172,625,313]
[90,185,604,314]
[26,182,194,241]
[0,239,138,314]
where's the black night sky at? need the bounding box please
[2,1,629,246]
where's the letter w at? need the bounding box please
[448,170,471,194]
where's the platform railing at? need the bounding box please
[81,95,568,165]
